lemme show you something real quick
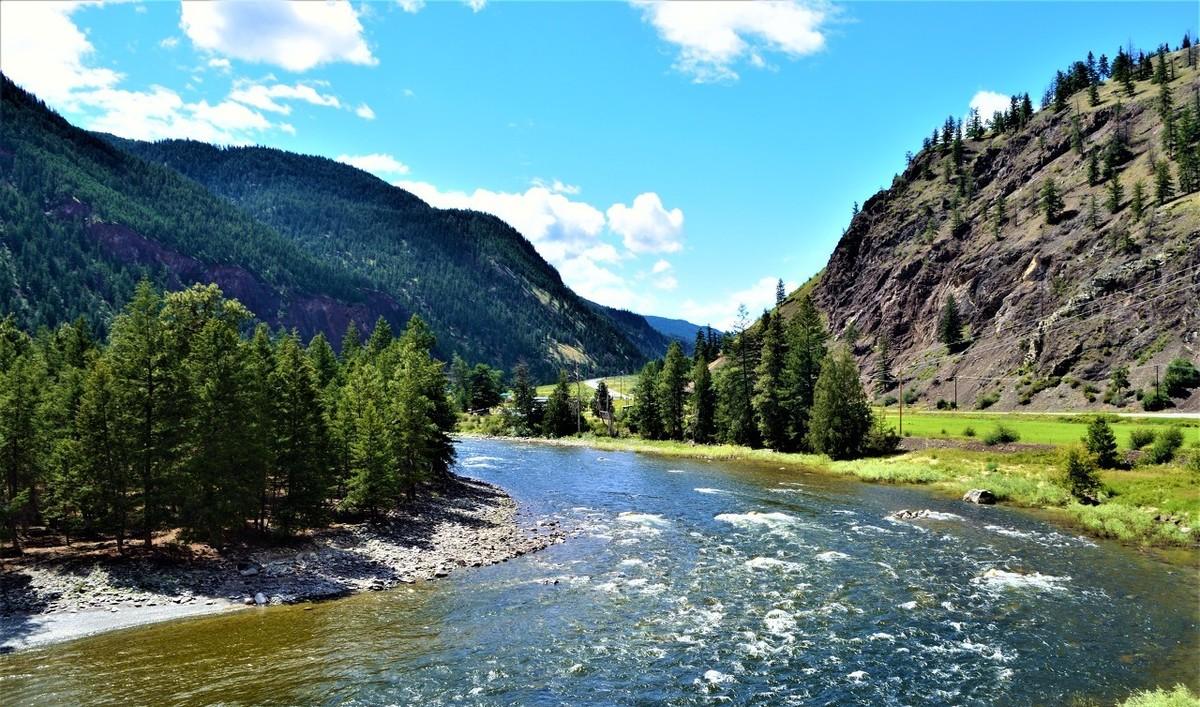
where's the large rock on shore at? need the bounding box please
[962,489,997,505]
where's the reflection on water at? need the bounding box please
[2,438,1197,705]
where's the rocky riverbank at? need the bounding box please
[0,475,564,652]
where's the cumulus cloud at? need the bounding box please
[81,86,275,143]
[969,90,1012,123]
[465,0,487,12]
[606,192,684,254]
[180,0,376,72]
[336,153,411,177]
[397,0,425,13]
[635,0,829,82]
[355,103,376,120]
[207,57,231,71]
[0,1,120,103]
[649,260,678,290]
[229,82,342,114]
[678,276,796,330]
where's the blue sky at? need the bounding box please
[1,1,1194,328]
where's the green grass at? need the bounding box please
[460,431,1200,550]
[881,410,1200,447]
[1119,685,1200,707]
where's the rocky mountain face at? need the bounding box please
[812,49,1199,411]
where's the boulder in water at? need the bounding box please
[254,592,267,606]
[963,489,997,505]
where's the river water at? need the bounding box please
[1,438,1197,705]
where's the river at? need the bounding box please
[1,438,1196,705]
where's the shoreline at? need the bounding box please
[0,474,564,653]
[459,432,1200,563]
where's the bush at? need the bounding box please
[1060,447,1100,501]
[963,426,976,437]
[881,395,897,407]
[983,424,1020,446]
[1146,427,1184,464]
[902,387,919,405]
[1084,416,1119,469]
[1163,358,1200,398]
[1128,428,1157,449]
[976,391,1000,410]
[864,414,901,456]
[1141,387,1174,411]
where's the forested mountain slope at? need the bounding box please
[107,137,650,379]
[811,43,1200,411]
[0,74,652,378]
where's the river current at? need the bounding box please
[1,437,1196,705]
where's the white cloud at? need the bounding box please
[466,0,487,12]
[355,103,376,120]
[678,276,796,330]
[160,36,180,49]
[229,82,342,114]
[180,0,376,72]
[606,192,684,254]
[336,153,411,177]
[651,259,672,274]
[969,90,1011,123]
[397,0,425,13]
[0,1,120,104]
[81,86,275,143]
[650,260,678,290]
[207,57,231,71]
[635,0,828,82]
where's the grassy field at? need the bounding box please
[881,409,1200,447]
[459,429,1200,552]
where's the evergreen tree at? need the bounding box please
[992,193,1007,240]
[1041,178,1064,224]
[689,357,716,444]
[1061,447,1101,501]
[807,347,873,460]
[74,358,132,551]
[1084,417,1120,469]
[659,342,689,440]
[389,334,455,499]
[1087,150,1101,185]
[1154,159,1174,204]
[107,279,180,546]
[340,321,362,363]
[775,278,787,307]
[365,317,393,358]
[270,334,331,532]
[448,354,472,412]
[781,295,826,450]
[937,296,964,348]
[1130,180,1146,218]
[468,363,503,411]
[1086,194,1101,229]
[753,312,787,450]
[543,371,577,438]
[873,334,896,394]
[510,363,536,433]
[725,305,759,447]
[591,380,612,419]
[693,329,709,365]
[0,344,44,552]
[307,332,339,390]
[1107,173,1124,213]
[341,363,399,519]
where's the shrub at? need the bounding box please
[1128,428,1157,449]
[864,414,901,456]
[976,391,1000,410]
[1060,447,1100,501]
[1163,358,1200,398]
[902,387,919,405]
[963,426,976,437]
[1185,451,1200,473]
[1146,427,1184,464]
[881,395,897,407]
[1084,417,1119,468]
[936,398,949,410]
[983,424,1020,446]
[1120,684,1200,707]
[1141,387,1174,411]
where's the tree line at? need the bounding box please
[0,280,455,554]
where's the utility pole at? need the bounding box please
[575,360,583,436]
[1155,364,1161,401]
[953,376,957,410]
[898,374,904,437]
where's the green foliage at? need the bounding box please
[1146,426,1184,464]
[1119,684,1200,707]
[752,314,787,449]
[1128,428,1157,449]
[937,296,964,348]
[689,358,716,444]
[1141,386,1173,411]
[983,425,1021,446]
[963,426,976,437]
[631,361,663,440]
[807,347,873,460]
[1040,178,1064,224]
[976,391,1001,410]
[1083,416,1119,468]
[542,372,577,438]
[659,341,689,440]
[1163,357,1200,397]
[1060,447,1100,501]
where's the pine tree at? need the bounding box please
[341,363,399,519]
[270,334,331,532]
[340,321,362,363]
[73,358,132,551]
[659,341,689,440]
[448,354,472,413]
[365,317,393,358]
[107,279,180,547]
[753,312,787,450]
[782,295,826,450]
[1130,180,1146,219]
[693,329,709,365]
[0,344,45,553]
[1086,194,1101,229]
[1041,178,1064,224]
[591,380,612,419]
[992,193,1007,240]
[775,278,787,307]
[543,371,577,438]
[1107,173,1124,213]
[1154,159,1174,204]
[1087,150,1101,185]
[245,324,276,531]
[807,347,873,460]
[307,332,339,390]
[1084,417,1119,469]
[389,336,455,499]
[873,335,896,394]
[937,296,964,349]
[689,357,716,444]
[510,363,536,433]
[468,363,503,411]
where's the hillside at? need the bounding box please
[0,74,652,378]
[642,315,716,352]
[811,44,1200,411]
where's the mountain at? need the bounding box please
[642,315,716,350]
[0,74,650,379]
[583,300,675,361]
[808,45,1199,411]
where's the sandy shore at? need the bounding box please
[0,475,564,652]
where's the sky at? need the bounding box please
[1,1,1194,329]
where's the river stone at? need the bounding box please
[962,489,997,505]
[254,592,267,606]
